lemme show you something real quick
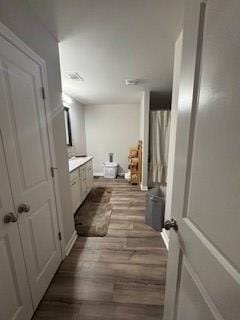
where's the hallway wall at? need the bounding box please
[85,104,140,175]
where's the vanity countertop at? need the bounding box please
[68,156,93,173]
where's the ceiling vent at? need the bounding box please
[125,79,139,86]
[65,72,84,81]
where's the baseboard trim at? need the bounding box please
[161,229,169,251]
[140,183,148,191]
[94,172,104,177]
[65,231,77,256]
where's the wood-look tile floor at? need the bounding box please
[33,178,167,320]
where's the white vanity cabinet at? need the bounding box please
[80,166,88,200]
[70,170,81,213]
[86,160,94,192]
[69,157,93,214]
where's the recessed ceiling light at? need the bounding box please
[125,79,139,86]
[65,72,84,81]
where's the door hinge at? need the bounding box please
[50,167,58,178]
[41,87,46,100]
[58,232,62,241]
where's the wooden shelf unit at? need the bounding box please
[128,141,142,185]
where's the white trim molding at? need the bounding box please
[161,229,169,250]
[140,183,148,191]
[65,231,78,256]
[0,21,45,64]
[94,172,104,177]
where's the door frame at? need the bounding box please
[0,21,66,259]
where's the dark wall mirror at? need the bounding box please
[64,107,72,146]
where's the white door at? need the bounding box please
[0,130,33,320]
[164,1,240,319]
[0,35,61,308]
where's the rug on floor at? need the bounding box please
[74,187,113,237]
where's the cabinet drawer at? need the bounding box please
[86,160,92,169]
[87,166,93,176]
[87,168,93,176]
[70,169,79,182]
[71,179,81,213]
[86,162,93,192]
[80,166,86,179]
[87,162,93,175]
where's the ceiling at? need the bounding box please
[29,0,184,105]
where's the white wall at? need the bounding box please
[65,96,87,157]
[139,91,150,190]
[85,104,140,175]
[0,0,75,254]
[164,32,183,233]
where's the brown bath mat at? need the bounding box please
[75,187,112,237]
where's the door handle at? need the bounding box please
[18,203,30,213]
[3,212,18,224]
[164,218,178,231]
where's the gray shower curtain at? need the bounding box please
[149,110,171,185]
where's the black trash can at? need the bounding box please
[145,186,165,231]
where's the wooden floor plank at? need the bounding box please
[33,178,167,320]
[59,261,166,284]
[34,300,164,320]
[33,302,80,320]
[45,275,114,303]
[107,229,163,238]
[113,281,165,305]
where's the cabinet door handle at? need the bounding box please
[4,212,18,223]
[72,181,77,186]
[18,203,30,213]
